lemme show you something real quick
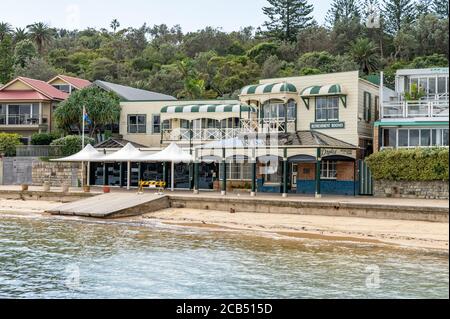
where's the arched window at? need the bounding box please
[263,100,285,119]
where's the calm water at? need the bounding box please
[0,214,448,299]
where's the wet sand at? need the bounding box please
[1,199,448,252]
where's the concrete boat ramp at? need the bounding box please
[48,193,169,218]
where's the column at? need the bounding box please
[103,163,108,186]
[251,159,257,197]
[171,161,175,192]
[315,148,322,199]
[137,163,142,184]
[194,161,200,194]
[284,103,288,133]
[127,161,131,190]
[87,162,91,187]
[282,148,288,198]
[221,148,226,196]
[119,162,124,188]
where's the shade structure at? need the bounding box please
[94,143,144,162]
[141,143,192,163]
[51,144,104,162]
[141,143,192,192]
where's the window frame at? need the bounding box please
[363,92,372,122]
[321,160,337,180]
[315,96,340,122]
[152,114,161,134]
[127,114,147,134]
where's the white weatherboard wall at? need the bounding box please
[257,71,375,147]
[120,100,240,148]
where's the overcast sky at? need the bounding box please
[1,0,333,32]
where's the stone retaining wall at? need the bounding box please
[374,180,449,200]
[32,161,82,187]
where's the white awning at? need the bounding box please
[51,144,105,162]
[141,143,192,163]
[93,143,145,162]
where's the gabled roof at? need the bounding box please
[0,77,69,101]
[94,80,176,101]
[48,75,92,89]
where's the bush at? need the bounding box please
[30,132,61,145]
[366,148,449,181]
[50,135,95,156]
[0,133,22,157]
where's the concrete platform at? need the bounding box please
[48,193,169,218]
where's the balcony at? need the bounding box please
[162,128,247,143]
[0,114,45,130]
[381,97,449,120]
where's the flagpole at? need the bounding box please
[81,105,86,189]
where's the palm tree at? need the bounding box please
[27,22,53,54]
[13,27,28,43]
[110,19,120,33]
[350,38,379,75]
[0,22,12,41]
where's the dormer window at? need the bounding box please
[52,84,71,94]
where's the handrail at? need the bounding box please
[381,99,449,119]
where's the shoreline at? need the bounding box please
[1,198,448,253]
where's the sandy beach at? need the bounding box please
[1,198,448,252]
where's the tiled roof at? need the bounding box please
[50,75,92,89]
[0,90,51,101]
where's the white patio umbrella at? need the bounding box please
[141,143,193,192]
[92,143,145,190]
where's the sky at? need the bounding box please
[1,0,333,32]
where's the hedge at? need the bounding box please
[366,148,449,181]
[50,135,95,157]
[31,132,61,145]
[0,133,22,157]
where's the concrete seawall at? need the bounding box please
[169,196,449,223]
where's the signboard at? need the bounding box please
[310,122,345,129]
[321,148,356,159]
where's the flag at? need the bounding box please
[83,106,92,125]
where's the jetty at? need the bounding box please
[48,193,169,218]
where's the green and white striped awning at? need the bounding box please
[161,104,256,114]
[240,82,298,95]
[301,84,345,97]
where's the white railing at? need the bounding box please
[162,128,246,142]
[260,118,296,133]
[381,99,449,119]
[0,114,41,125]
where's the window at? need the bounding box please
[421,129,431,147]
[219,162,252,180]
[6,104,39,125]
[162,120,172,131]
[384,128,449,148]
[260,158,281,184]
[180,119,190,129]
[152,115,161,134]
[52,84,71,94]
[382,128,397,147]
[321,161,337,180]
[316,97,339,122]
[287,100,296,120]
[0,104,5,125]
[127,115,146,134]
[398,130,409,147]
[409,130,420,147]
[438,77,448,95]
[363,92,372,122]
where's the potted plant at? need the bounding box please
[103,185,110,193]
[83,185,91,193]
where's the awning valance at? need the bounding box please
[240,82,297,95]
[161,104,255,114]
[301,84,345,97]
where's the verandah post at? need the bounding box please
[282,148,288,198]
[194,148,199,194]
[103,163,108,186]
[251,149,256,197]
[315,148,322,199]
[221,148,226,196]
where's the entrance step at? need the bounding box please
[47,193,169,218]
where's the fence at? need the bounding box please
[15,145,64,157]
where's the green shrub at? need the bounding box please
[0,133,22,157]
[50,135,95,156]
[366,148,449,181]
[30,132,61,145]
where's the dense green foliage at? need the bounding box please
[0,0,448,96]
[366,148,449,181]
[50,135,95,156]
[0,133,22,156]
[30,132,61,145]
[54,86,121,137]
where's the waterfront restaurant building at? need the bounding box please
[87,71,380,196]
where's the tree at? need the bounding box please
[262,0,314,42]
[0,22,12,41]
[0,133,22,157]
[262,55,283,78]
[415,0,434,17]
[110,19,120,33]
[13,27,28,43]
[0,36,14,84]
[13,39,37,67]
[433,0,449,18]
[27,22,53,54]
[350,38,379,74]
[14,57,58,81]
[382,0,417,34]
[54,86,121,137]
[326,0,361,26]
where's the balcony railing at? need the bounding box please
[381,98,449,119]
[0,114,41,125]
[162,128,246,142]
[15,145,64,157]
